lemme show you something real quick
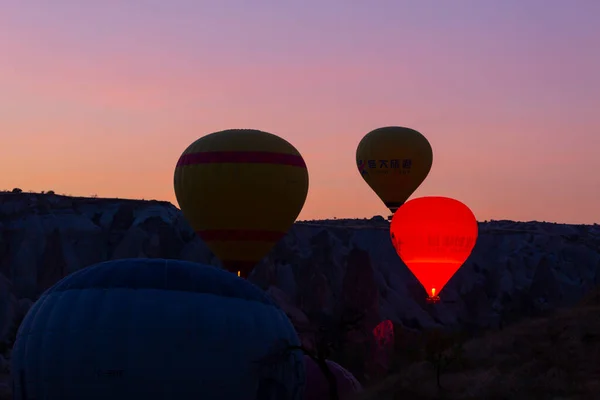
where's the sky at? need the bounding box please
[1,0,599,224]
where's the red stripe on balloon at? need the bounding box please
[198,229,285,242]
[177,151,306,168]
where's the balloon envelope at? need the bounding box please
[174,129,309,278]
[373,319,394,350]
[356,126,433,214]
[390,196,478,299]
[303,356,362,400]
[11,259,305,400]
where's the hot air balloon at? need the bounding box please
[11,259,306,400]
[174,129,309,278]
[303,356,362,400]
[370,320,395,376]
[372,319,394,350]
[356,126,433,218]
[389,196,478,303]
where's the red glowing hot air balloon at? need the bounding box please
[390,196,478,303]
[372,320,394,349]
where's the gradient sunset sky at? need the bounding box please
[2,1,599,223]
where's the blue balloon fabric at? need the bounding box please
[11,258,305,400]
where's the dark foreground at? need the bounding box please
[358,290,600,400]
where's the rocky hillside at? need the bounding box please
[359,291,600,399]
[0,192,598,394]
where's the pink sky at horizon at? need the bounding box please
[1,1,599,224]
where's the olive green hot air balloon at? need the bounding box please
[356,126,433,216]
[174,129,309,278]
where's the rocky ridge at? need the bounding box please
[0,192,598,392]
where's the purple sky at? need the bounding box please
[1,1,599,223]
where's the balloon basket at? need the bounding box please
[426,296,440,304]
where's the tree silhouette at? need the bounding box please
[423,328,466,391]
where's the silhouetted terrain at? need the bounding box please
[0,192,598,398]
[360,288,600,399]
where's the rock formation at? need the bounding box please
[0,192,598,389]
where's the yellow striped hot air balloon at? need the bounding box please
[174,129,309,278]
[356,126,433,216]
